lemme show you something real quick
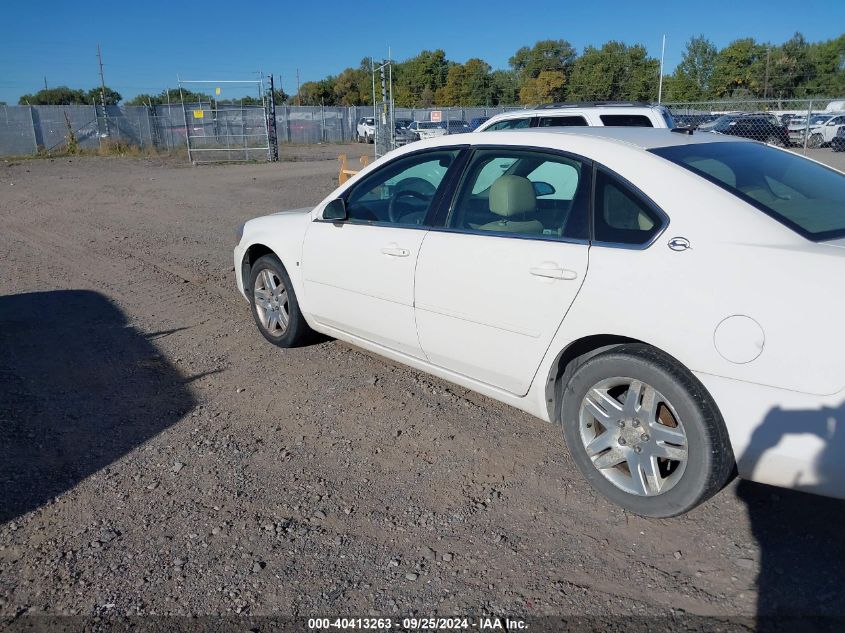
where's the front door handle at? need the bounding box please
[529,264,578,280]
[381,244,410,257]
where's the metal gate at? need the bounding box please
[178,78,271,164]
[182,104,270,163]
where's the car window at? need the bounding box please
[599,114,654,127]
[593,170,663,245]
[448,149,590,240]
[344,150,460,226]
[652,141,845,241]
[537,116,588,127]
[486,118,532,131]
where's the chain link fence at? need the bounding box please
[2,99,843,158]
[665,98,845,151]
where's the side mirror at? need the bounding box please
[323,198,347,221]
[532,181,556,197]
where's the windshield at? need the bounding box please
[810,115,833,125]
[419,122,440,129]
[651,142,845,241]
[698,115,731,132]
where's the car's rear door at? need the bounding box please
[413,147,592,395]
[301,148,464,359]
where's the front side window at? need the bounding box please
[447,149,590,240]
[486,118,532,131]
[593,170,663,245]
[651,141,845,241]
[344,150,460,226]
[600,114,654,127]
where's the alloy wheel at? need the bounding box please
[578,377,688,497]
[253,268,289,338]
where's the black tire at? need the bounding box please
[766,135,785,148]
[560,344,734,517]
[808,133,824,149]
[248,254,314,348]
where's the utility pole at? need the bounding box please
[657,34,666,104]
[43,76,48,91]
[267,74,279,161]
[296,68,301,106]
[764,47,771,99]
[97,43,109,137]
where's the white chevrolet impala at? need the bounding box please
[234,128,845,517]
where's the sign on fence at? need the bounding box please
[430,110,442,123]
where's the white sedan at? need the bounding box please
[234,128,845,517]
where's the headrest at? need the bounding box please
[489,175,536,217]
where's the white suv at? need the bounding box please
[475,102,675,132]
[356,117,376,143]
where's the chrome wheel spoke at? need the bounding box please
[584,387,623,424]
[593,448,626,470]
[625,451,652,496]
[649,422,686,446]
[649,442,687,462]
[585,430,616,457]
[254,288,270,302]
[262,269,277,290]
[623,380,643,416]
[637,385,659,424]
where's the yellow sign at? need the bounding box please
[215,87,221,96]
[193,109,204,119]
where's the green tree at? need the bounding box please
[126,88,211,106]
[298,78,336,105]
[509,39,577,81]
[804,35,845,96]
[86,86,122,105]
[710,38,767,97]
[435,58,492,106]
[489,69,519,105]
[394,49,452,107]
[665,35,717,101]
[519,70,566,104]
[567,42,659,101]
[18,86,86,105]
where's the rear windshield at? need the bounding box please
[651,142,845,241]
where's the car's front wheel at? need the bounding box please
[248,254,314,348]
[808,133,824,149]
[560,344,734,517]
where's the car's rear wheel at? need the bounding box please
[808,133,824,149]
[766,135,785,147]
[560,344,734,517]
[248,254,314,348]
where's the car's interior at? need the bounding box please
[448,152,590,239]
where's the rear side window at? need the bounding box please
[486,118,531,131]
[537,116,588,127]
[600,114,653,127]
[651,141,845,241]
[593,170,664,245]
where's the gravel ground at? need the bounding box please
[1,143,845,625]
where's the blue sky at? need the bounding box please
[1,0,842,103]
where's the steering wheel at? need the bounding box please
[388,178,436,223]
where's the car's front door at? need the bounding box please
[301,148,462,359]
[414,147,592,395]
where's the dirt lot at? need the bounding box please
[1,143,845,626]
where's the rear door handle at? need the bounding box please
[529,264,578,280]
[381,244,410,257]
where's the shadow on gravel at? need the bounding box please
[736,402,845,629]
[0,290,197,525]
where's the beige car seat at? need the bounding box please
[471,175,544,234]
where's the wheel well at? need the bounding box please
[545,334,644,423]
[241,243,276,287]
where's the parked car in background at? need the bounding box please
[698,114,790,146]
[831,125,845,152]
[787,114,833,146]
[407,121,448,141]
[440,119,472,135]
[394,122,415,146]
[469,116,490,131]
[234,126,845,517]
[356,117,376,143]
[804,114,845,148]
[672,114,719,129]
[395,118,413,130]
[475,102,675,132]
